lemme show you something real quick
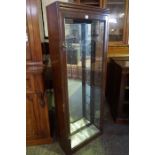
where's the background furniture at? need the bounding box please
[26,0,51,145]
[106,57,129,123]
[80,0,129,57]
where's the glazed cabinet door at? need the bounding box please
[103,0,128,45]
[64,18,107,149]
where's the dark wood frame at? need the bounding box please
[106,57,129,124]
[47,2,109,154]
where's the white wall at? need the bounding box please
[41,0,69,38]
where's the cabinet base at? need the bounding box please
[27,137,52,146]
[115,118,129,124]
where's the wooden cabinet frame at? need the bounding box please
[47,2,109,154]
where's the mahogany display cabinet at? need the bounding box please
[46,2,109,154]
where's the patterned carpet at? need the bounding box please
[27,102,129,155]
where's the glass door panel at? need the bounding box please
[64,18,105,148]
[106,0,126,42]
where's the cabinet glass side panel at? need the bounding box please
[64,18,105,148]
[106,0,126,42]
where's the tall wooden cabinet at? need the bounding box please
[26,0,51,145]
[47,2,109,154]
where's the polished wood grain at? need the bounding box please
[26,93,38,139]
[107,45,129,57]
[26,71,52,145]
[26,0,42,63]
[26,0,52,145]
[26,19,32,61]
[26,74,34,92]
[26,137,52,145]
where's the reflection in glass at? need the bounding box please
[65,18,105,148]
[107,0,126,41]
